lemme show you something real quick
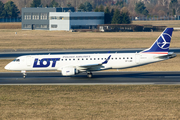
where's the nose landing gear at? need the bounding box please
[87,72,93,78]
[21,70,27,79]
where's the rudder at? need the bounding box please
[140,28,173,54]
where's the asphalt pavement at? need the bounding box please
[0,71,180,85]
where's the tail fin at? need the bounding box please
[140,28,173,54]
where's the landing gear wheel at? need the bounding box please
[21,70,27,79]
[87,73,92,78]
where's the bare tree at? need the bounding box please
[157,0,171,7]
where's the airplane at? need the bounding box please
[5,28,176,78]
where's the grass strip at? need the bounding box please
[0,85,180,119]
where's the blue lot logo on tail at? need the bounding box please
[141,28,173,54]
[157,33,171,49]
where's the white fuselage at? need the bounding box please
[4,28,175,77]
[5,53,168,72]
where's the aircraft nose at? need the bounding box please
[4,64,11,70]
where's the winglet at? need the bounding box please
[102,55,111,64]
[140,28,173,54]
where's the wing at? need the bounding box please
[77,55,111,70]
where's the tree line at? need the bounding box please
[0,0,179,23]
[0,1,20,18]
[134,0,180,17]
[94,5,131,24]
[1,0,180,17]
[0,0,131,24]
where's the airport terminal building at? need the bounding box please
[22,8,104,31]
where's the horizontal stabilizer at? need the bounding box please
[156,52,176,59]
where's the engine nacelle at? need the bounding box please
[61,67,79,76]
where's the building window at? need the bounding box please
[24,13,31,20]
[50,16,58,20]
[24,24,31,28]
[41,24,48,28]
[58,17,63,20]
[32,13,39,20]
[36,24,41,28]
[40,13,47,20]
[50,16,68,20]
[51,25,57,28]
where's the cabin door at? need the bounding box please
[26,56,32,66]
[135,54,140,64]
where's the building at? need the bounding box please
[49,12,104,31]
[22,7,104,31]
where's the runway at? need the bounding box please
[0,71,180,85]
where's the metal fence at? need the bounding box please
[132,16,180,21]
[0,18,21,22]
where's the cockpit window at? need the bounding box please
[13,59,20,62]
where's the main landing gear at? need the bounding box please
[87,72,93,78]
[21,70,27,79]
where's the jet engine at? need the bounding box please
[61,67,79,76]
